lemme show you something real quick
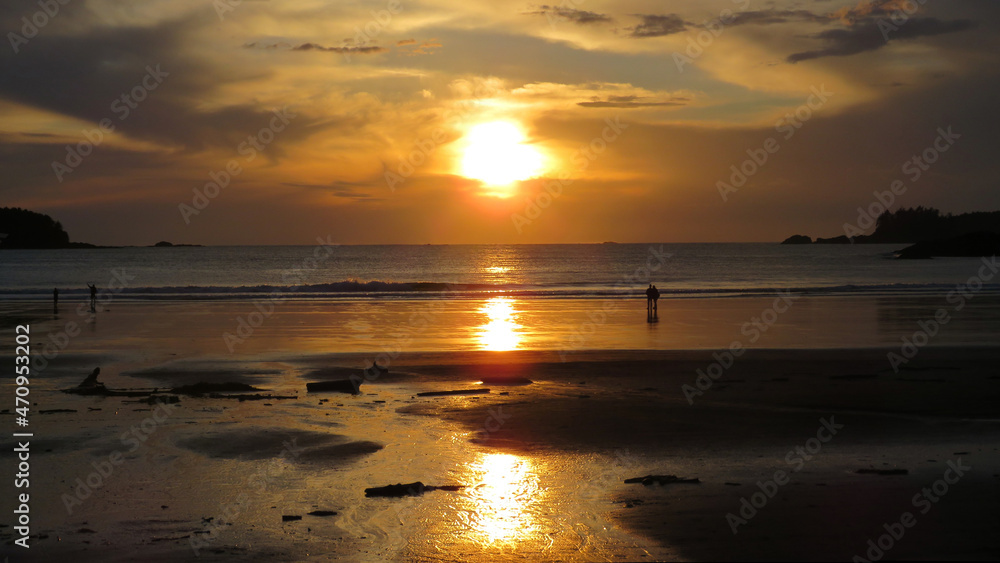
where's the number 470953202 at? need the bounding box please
[15,325,30,422]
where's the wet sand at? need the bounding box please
[1,300,999,561]
[397,348,1000,561]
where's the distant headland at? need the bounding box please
[782,207,1000,245]
[782,207,1000,258]
[0,207,201,249]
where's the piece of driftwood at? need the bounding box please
[364,482,465,497]
[171,382,261,394]
[624,475,701,486]
[306,379,361,394]
[416,389,490,397]
[63,386,162,397]
[856,468,908,475]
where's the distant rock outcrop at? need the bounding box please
[152,241,203,247]
[780,235,812,245]
[896,232,1000,259]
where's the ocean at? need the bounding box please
[1,243,995,301]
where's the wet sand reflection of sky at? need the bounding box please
[458,452,542,546]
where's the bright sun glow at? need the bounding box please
[461,121,543,194]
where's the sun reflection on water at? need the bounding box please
[478,297,522,351]
[461,452,542,546]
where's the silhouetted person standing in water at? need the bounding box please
[87,283,97,313]
[53,288,59,311]
[645,284,655,316]
[651,284,660,314]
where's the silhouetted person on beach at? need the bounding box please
[645,284,661,322]
[87,283,97,312]
[53,287,58,311]
[78,367,102,389]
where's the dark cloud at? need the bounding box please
[788,17,976,62]
[626,14,688,38]
[245,41,387,54]
[524,5,613,25]
[0,13,341,187]
[578,95,686,108]
[281,181,382,202]
[291,42,387,54]
[722,9,830,26]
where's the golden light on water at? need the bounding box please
[461,452,542,545]
[478,296,522,351]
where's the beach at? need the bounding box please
[2,296,999,561]
[5,0,999,558]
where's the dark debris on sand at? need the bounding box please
[625,475,701,486]
[416,388,490,397]
[364,482,466,497]
[170,382,260,394]
[856,468,909,475]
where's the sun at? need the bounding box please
[460,121,543,194]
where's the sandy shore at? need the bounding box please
[394,348,1000,561]
[1,300,999,561]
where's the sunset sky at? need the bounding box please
[1,0,998,245]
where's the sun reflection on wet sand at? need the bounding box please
[478,297,522,351]
[460,452,542,546]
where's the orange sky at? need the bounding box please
[1,0,998,245]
